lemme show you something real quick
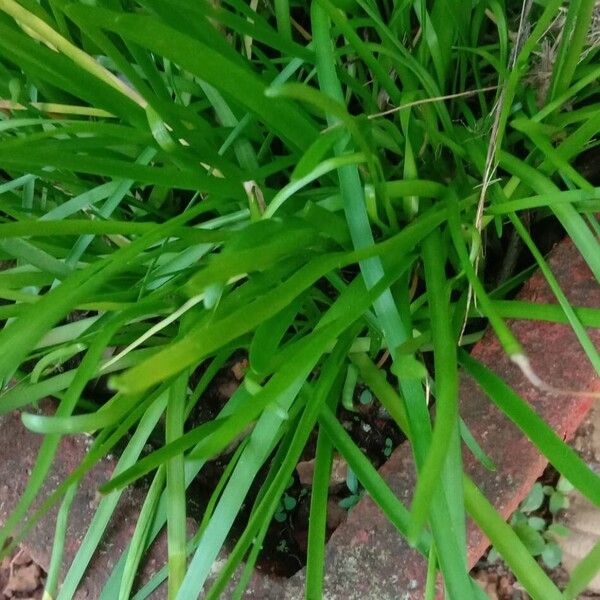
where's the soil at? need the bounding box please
[472,551,600,599]
[0,547,45,600]
[187,353,405,577]
[472,560,528,600]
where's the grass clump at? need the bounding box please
[0,1,598,598]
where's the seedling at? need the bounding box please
[488,477,572,569]
[358,389,373,406]
[338,468,362,511]
[273,477,299,523]
[342,366,374,412]
[383,437,393,458]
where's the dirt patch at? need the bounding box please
[0,548,45,600]
[187,353,405,577]
[473,560,527,600]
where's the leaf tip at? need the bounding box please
[107,374,124,393]
[406,522,421,548]
[264,86,280,98]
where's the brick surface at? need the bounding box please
[0,400,167,599]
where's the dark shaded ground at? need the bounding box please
[188,353,406,577]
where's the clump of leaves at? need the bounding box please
[488,478,573,569]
